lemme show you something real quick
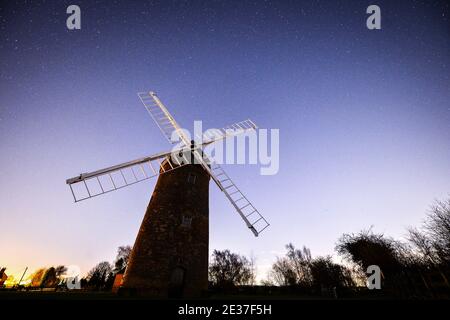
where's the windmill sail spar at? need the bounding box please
[197,119,258,145]
[138,91,258,147]
[138,91,190,145]
[66,149,191,202]
[209,162,270,236]
[189,149,270,236]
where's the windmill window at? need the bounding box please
[187,173,197,184]
[181,216,192,227]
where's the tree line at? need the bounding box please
[4,197,449,298]
[208,197,450,298]
[3,246,132,291]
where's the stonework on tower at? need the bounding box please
[121,157,210,298]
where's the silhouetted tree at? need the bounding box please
[336,229,404,273]
[407,198,450,291]
[209,250,254,288]
[29,268,47,287]
[268,244,354,296]
[310,256,354,290]
[268,244,313,288]
[427,198,450,265]
[26,266,67,288]
[113,245,132,274]
[336,228,411,296]
[409,198,450,266]
[40,267,59,288]
[4,275,15,287]
[55,265,68,278]
[248,253,257,286]
[269,257,297,286]
[86,261,113,291]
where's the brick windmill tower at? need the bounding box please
[66,91,269,297]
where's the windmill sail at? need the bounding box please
[66,148,190,202]
[196,119,258,145]
[188,149,269,236]
[67,90,270,236]
[138,91,190,145]
[138,91,258,147]
[209,162,270,236]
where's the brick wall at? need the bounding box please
[122,158,210,298]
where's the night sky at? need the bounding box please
[1,0,449,281]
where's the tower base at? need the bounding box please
[121,160,210,298]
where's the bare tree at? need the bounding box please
[209,250,254,288]
[310,256,354,289]
[407,228,438,265]
[286,243,313,286]
[268,244,313,288]
[40,267,59,288]
[55,265,68,278]
[248,252,257,286]
[425,199,450,265]
[407,197,450,289]
[268,244,354,294]
[86,261,113,291]
[269,257,297,286]
[114,245,132,274]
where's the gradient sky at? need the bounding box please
[1,0,449,281]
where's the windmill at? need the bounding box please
[66,91,270,297]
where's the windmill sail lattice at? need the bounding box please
[67,91,270,236]
[208,162,270,236]
[66,150,190,202]
[138,91,187,145]
[198,119,258,144]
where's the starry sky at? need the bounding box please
[0,0,449,281]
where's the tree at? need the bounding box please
[209,250,254,288]
[407,198,450,289]
[268,244,354,294]
[336,228,407,295]
[82,245,131,291]
[40,267,59,288]
[336,228,404,273]
[269,257,297,286]
[268,244,313,288]
[29,268,47,287]
[422,198,450,265]
[55,265,68,278]
[113,245,132,274]
[248,253,257,286]
[309,256,354,290]
[4,275,15,288]
[86,261,113,291]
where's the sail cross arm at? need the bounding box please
[66,148,191,202]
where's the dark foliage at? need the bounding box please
[113,245,132,274]
[85,261,114,291]
[209,249,254,288]
[268,244,355,296]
